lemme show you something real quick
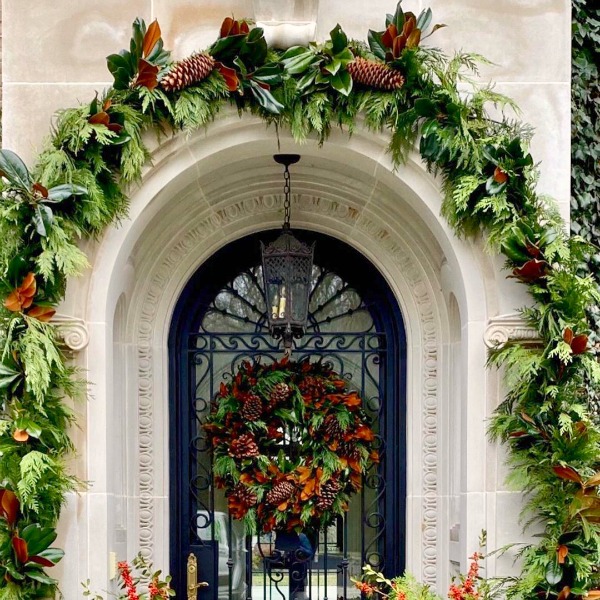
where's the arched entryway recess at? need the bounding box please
[168,230,407,599]
[56,109,529,598]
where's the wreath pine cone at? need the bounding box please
[267,382,291,410]
[316,479,342,510]
[241,393,263,421]
[265,480,295,506]
[347,57,405,91]
[229,433,260,458]
[231,483,258,508]
[161,53,215,92]
[322,414,345,440]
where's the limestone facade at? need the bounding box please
[0,0,570,596]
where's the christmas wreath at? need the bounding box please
[204,358,379,534]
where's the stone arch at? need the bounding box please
[63,111,512,595]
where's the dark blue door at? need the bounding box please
[169,231,406,600]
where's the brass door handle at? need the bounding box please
[187,553,209,600]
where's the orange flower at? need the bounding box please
[4,273,36,312]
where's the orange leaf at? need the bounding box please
[392,34,406,57]
[585,591,600,600]
[32,182,49,198]
[563,327,574,344]
[343,393,361,409]
[19,273,36,299]
[493,166,508,184]
[557,545,569,564]
[135,59,160,91]
[571,334,588,355]
[27,306,56,322]
[0,490,19,527]
[512,258,548,282]
[216,63,240,92]
[402,16,416,38]
[381,24,398,48]
[557,586,570,600]
[296,466,312,483]
[277,501,288,512]
[354,424,375,441]
[583,473,600,488]
[3,291,23,312]
[220,17,234,38]
[88,111,110,126]
[369,450,380,464]
[142,20,162,58]
[553,465,582,484]
[12,536,28,564]
[240,21,250,34]
[301,478,317,501]
[12,429,29,443]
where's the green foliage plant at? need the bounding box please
[0,1,598,598]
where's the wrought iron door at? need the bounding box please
[169,232,406,600]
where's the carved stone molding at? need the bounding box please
[52,313,89,352]
[133,193,441,585]
[484,314,539,348]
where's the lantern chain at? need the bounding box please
[283,164,291,230]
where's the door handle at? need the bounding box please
[187,553,209,600]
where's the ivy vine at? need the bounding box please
[571,0,600,417]
[0,3,599,599]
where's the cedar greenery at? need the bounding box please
[0,2,598,598]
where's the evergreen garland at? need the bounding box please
[0,4,597,598]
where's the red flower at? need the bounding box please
[355,581,378,597]
[118,561,140,600]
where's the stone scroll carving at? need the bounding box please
[484,314,539,348]
[52,313,90,353]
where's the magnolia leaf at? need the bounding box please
[248,81,284,114]
[37,547,64,564]
[12,536,29,564]
[367,30,387,60]
[324,58,342,76]
[545,561,563,585]
[557,545,568,564]
[24,569,57,585]
[106,52,133,90]
[252,64,283,86]
[135,59,160,90]
[21,524,57,556]
[142,20,161,58]
[330,24,348,55]
[570,334,588,355]
[282,51,318,75]
[553,465,582,484]
[391,1,406,31]
[0,149,33,191]
[216,63,240,92]
[329,70,352,96]
[416,8,432,31]
[32,204,53,237]
[414,98,438,117]
[46,184,87,203]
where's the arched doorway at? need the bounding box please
[169,230,407,599]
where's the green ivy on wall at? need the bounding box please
[571,0,600,417]
[0,3,599,598]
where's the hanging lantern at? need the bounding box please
[261,155,314,348]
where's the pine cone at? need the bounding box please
[316,479,342,511]
[229,433,260,458]
[347,57,404,91]
[265,480,295,506]
[339,440,362,463]
[161,53,216,92]
[298,376,327,399]
[230,483,258,507]
[266,382,291,411]
[322,414,345,441]
[241,393,263,422]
